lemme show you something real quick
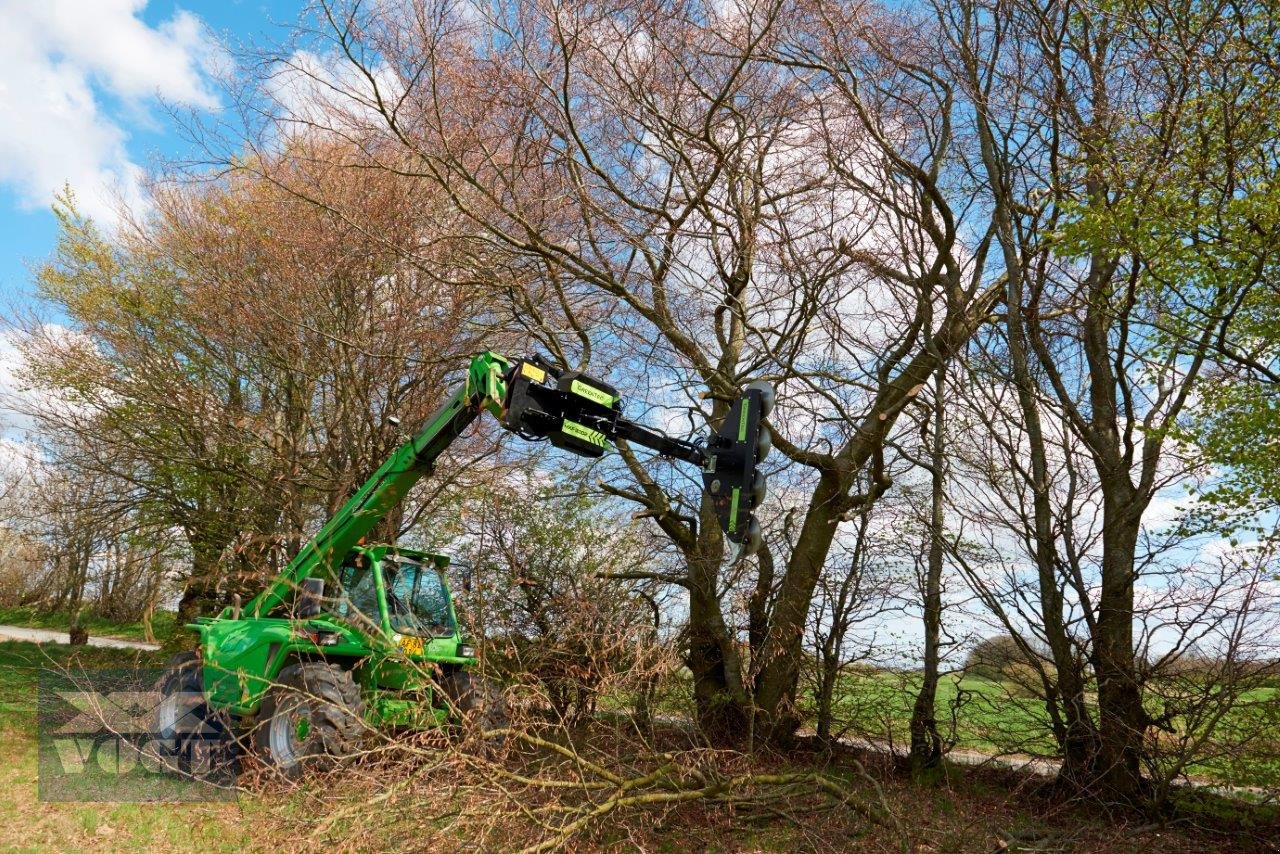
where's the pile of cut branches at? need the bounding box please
[280,717,908,852]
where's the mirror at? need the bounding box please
[297,577,325,619]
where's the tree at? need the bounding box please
[271,0,1001,746]
[909,363,948,775]
[13,144,490,622]
[934,0,1280,800]
[963,635,1034,683]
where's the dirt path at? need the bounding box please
[0,624,160,651]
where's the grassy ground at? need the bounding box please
[0,606,179,644]
[1,640,1274,851]
[8,603,1272,789]
[831,670,1059,755]
[0,642,168,730]
[0,738,257,853]
[0,640,263,852]
[830,670,1280,790]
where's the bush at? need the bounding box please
[0,527,44,607]
[962,637,1029,686]
[449,474,673,725]
[999,661,1045,699]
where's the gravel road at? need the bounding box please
[0,624,160,651]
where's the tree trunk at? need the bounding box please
[1092,490,1148,802]
[814,649,839,743]
[1003,243,1102,786]
[745,288,1000,746]
[910,365,947,779]
[751,472,846,743]
[687,505,751,742]
[177,540,225,625]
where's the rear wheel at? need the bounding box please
[254,662,364,778]
[443,669,508,732]
[151,652,234,777]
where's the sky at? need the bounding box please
[0,1,1268,659]
[0,0,302,308]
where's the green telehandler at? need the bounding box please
[155,352,774,776]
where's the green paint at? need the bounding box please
[366,695,449,728]
[738,400,750,441]
[562,419,606,447]
[571,378,615,407]
[197,544,470,716]
[729,487,740,532]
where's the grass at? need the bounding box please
[829,669,1280,790]
[0,606,180,644]
[0,641,169,733]
[0,738,256,853]
[0,640,262,852]
[829,670,1061,756]
[1,637,1273,850]
[607,665,1280,791]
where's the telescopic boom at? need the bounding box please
[241,352,772,618]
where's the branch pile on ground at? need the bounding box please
[280,717,907,852]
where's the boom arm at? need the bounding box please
[238,351,769,619]
[243,353,512,618]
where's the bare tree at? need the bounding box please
[929,0,1280,802]
[268,0,1001,746]
[909,363,948,775]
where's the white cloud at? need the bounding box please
[1142,489,1191,529]
[0,331,33,439]
[0,323,92,444]
[0,0,222,224]
[263,49,405,139]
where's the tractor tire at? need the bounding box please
[254,662,363,778]
[151,652,235,777]
[443,669,508,732]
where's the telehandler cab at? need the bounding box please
[155,352,775,776]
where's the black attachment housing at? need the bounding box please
[500,355,772,551]
[701,387,770,547]
[501,359,621,458]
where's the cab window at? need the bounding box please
[335,559,381,628]
[382,558,452,637]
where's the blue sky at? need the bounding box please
[0,0,302,307]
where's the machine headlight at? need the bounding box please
[458,643,475,658]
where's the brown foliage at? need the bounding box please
[12,139,496,620]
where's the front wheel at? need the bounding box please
[254,662,364,778]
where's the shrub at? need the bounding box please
[965,635,1030,682]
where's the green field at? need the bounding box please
[828,669,1280,789]
[0,607,179,645]
[0,640,263,852]
[829,670,1070,755]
